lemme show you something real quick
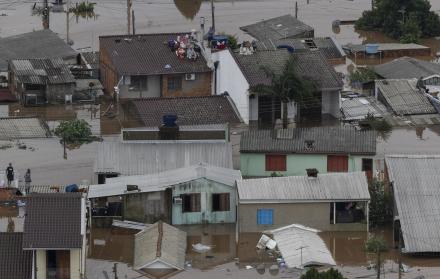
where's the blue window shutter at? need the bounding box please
[257,209,273,225]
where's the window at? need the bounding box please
[130,75,148,91]
[257,209,273,225]
[327,155,348,172]
[265,154,286,171]
[212,193,230,212]
[182,193,201,213]
[167,75,182,91]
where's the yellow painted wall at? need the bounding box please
[36,250,47,279]
[70,249,81,279]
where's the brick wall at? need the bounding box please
[99,47,119,96]
[162,72,212,97]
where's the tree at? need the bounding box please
[365,236,388,279]
[251,57,314,128]
[356,0,440,41]
[300,268,346,279]
[368,179,393,228]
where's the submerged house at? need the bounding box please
[134,221,186,278]
[9,58,76,105]
[23,193,86,279]
[240,14,314,41]
[240,126,377,179]
[214,48,343,126]
[237,171,370,232]
[99,33,213,98]
[88,164,241,225]
[386,155,440,253]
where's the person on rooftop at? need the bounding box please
[6,163,14,187]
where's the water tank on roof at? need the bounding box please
[365,44,379,54]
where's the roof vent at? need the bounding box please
[305,140,315,149]
[306,168,318,178]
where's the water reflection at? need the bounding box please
[174,0,202,20]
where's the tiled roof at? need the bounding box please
[232,49,343,90]
[99,33,211,75]
[131,95,242,126]
[240,15,314,41]
[11,58,75,85]
[376,79,436,115]
[386,155,440,253]
[23,193,83,249]
[240,126,376,155]
[374,57,440,79]
[237,171,370,202]
[0,29,77,71]
[0,233,33,279]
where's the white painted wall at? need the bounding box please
[213,50,250,123]
[321,90,341,118]
[70,249,81,279]
[36,250,47,279]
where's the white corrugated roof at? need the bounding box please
[88,163,241,198]
[267,224,336,268]
[237,172,370,203]
[94,141,233,176]
[386,155,440,253]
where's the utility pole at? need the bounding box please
[211,0,215,33]
[43,0,49,29]
[66,0,70,44]
[132,10,135,35]
[295,1,298,19]
[127,0,132,35]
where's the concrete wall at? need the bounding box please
[46,83,75,103]
[213,50,250,123]
[172,178,236,225]
[124,191,170,223]
[119,75,161,99]
[161,72,212,98]
[321,89,341,118]
[238,202,367,232]
[240,153,375,177]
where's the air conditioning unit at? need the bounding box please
[185,73,196,81]
[173,197,183,204]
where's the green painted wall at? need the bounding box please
[172,178,236,225]
[240,153,375,177]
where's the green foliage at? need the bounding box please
[300,268,346,279]
[368,179,393,228]
[355,0,440,41]
[365,236,388,254]
[54,119,94,145]
[349,67,377,84]
[70,2,95,13]
[270,172,284,177]
[227,35,238,49]
[360,113,392,140]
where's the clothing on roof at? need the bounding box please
[237,171,370,203]
[374,57,440,79]
[386,155,440,253]
[23,193,83,249]
[134,221,187,272]
[375,79,436,115]
[240,14,314,41]
[131,95,242,127]
[99,33,211,75]
[240,126,376,155]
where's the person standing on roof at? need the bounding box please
[24,169,31,195]
[6,163,14,187]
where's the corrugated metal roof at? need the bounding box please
[99,33,211,75]
[237,172,370,203]
[0,117,51,140]
[0,29,77,72]
[341,97,387,121]
[88,163,241,198]
[386,155,440,253]
[240,126,376,155]
[376,79,437,115]
[266,224,336,268]
[134,221,187,271]
[374,57,440,79]
[11,58,75,85]
[94,141,233,175]
[240,15,314,41]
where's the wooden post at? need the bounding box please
[43,0,49,29]
[295,1,298,19]
[132,10,135,35]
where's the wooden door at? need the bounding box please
[327,155,349,172]
[56,250,70,279]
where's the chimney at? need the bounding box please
[159,114,179,140]
[306,168,318,178]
